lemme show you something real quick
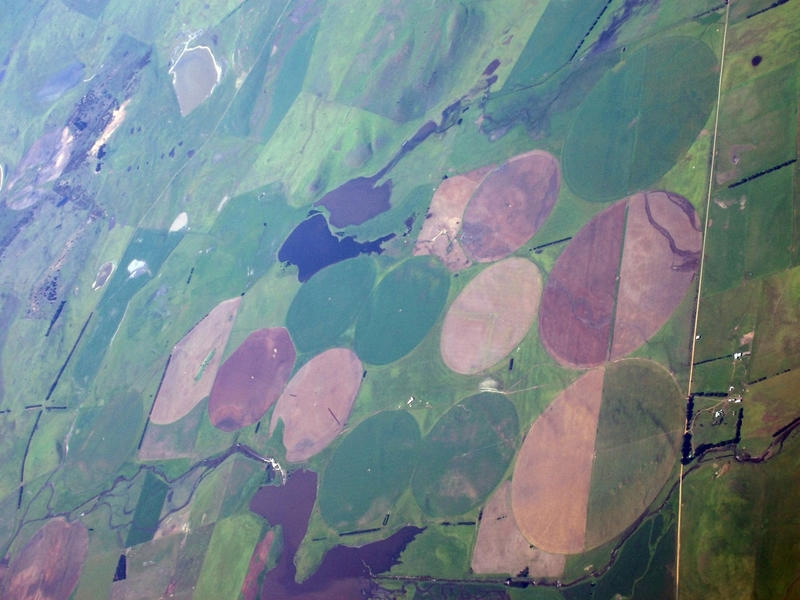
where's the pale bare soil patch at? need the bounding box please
[472,481,566,577]
[441,257,542,374]
[414,166,492,271]
[511,368,605,554]
[271,348,363,462]
[150,297,241,425]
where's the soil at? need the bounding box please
[460,150,560,262]
[414,166,492,271]
[208,327,296,431]
[471,481,566,577]
[149,297,242,425]
[539,201,627,368]
[241,530,275,600]
[270,347,363,462]
[511,368,605,554]
[440,257,542,374]
[610,191,701,359]
[1,517,88,600]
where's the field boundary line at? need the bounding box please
[676,2,731,598]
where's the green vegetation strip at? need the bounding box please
[286,256,376,354]
[355,256,450,365]
[319,410,420,529]
[584,359,684,549]
[412,393,518,517]
[562,37,718,201]
[125,471,169,547]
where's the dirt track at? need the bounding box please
[511,368,605,554]
[472,481,566,576]
[440,258,541,374]
[1,517,88,600]
[270,348,363,462]
[150,297,241,425]
[208,327,296,431]
[460,150,560,262]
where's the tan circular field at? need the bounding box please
[440,257,542,374]
[460,150,560,262]
[471,481,566,577]
[511,359,683,554]
[1,517,88,600]
[208,327,296,431]
[511,368,605,554]
[270,348,363,463]
[539,191,701,368]
[150,297,242,425]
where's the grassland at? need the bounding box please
[411,393,518,518]
[193,513,264,600]
[354,256,450,365]
[319,410,421,529]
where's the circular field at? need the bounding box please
[354,257,450,365]
[286,257,376,355]
[440,257,542,374]
[150,297,242,425]
[539,191,702,368]
[562,37,718,201]
[511,359,683,554]
[412,392,518,517]
[319,410,420,529]
[1,518,88,600]
[460,150,561,262]
[270,347,363,463]
[208,327,296,431]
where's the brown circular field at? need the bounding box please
[440,257,542,374]
[471,481,566,577]
[208,327,296,431]
[414,166,492,271]
[511,359,683,554]
[511,368,605,555]
[539,191,701,368]
[270,348,363,463]
[460,150,560,262]
[1,517,88,600]
[150,297,242,425]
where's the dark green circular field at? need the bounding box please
[411,393,519,517]
[584,359,684,549]
[562,37,718,201]
[319,410,421,529]
[354,256,450,365]
[285,256,376,354]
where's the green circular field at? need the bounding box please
[354,256,450,365]
[562,37,718,201]
[319,410,421,529]
[584,358,684,549]
[286,257,376,354]
[412,393,519,517]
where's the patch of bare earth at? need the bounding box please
[610,191,701,359]
[414,166,492,271]
[1,517,88,600]
[441,257,542,374]
[150,297,242,425]
[270,348,362,462]
[241,530,275,600]
[539,202,627,368]
[511,368,605,554]
[460,150,560,262]
[91,261,115,291]
[471,481,566,577]
[208,327,296,431]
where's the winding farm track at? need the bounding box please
[676,2,731,597]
